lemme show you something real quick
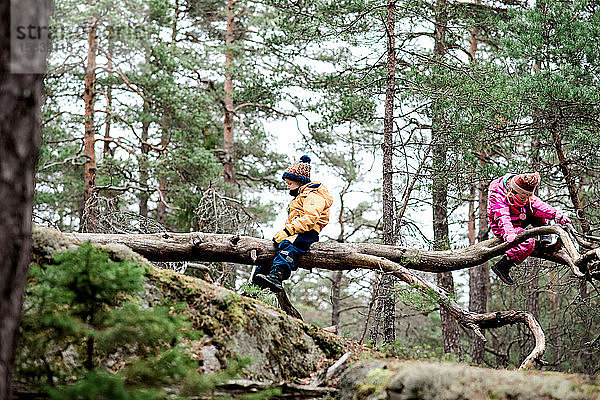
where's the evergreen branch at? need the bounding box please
[333,4,388,37]
[96,66,145,100]
[42,111,68,127]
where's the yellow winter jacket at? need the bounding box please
[284,182,333,235]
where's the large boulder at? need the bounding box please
[30,226,363,383]
[338,359,600,400]
[147,267,358,382]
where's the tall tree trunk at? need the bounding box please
[222,0,236,184]
[157,114,170,227]
[549,268,559,362]
[331,270,343,327]
[432,0,462,359]
[103,32,113,159]
[0,0,48,396]
[82,10,98,231]
[525,260,540,313]
[139,99,150,217]
[157,176,167,225]
[578,281,592,369]
[525,137,542,321]
[467,0,480,61]
[467,7,489,365]
[370,0,397,345]
[156,2,179,227]
[468,183,486,365]
[552,129,590,234]
[332,184,349,327]
[382,0,396,250]
[468,185,476,245]
[103,87,112,158]
[537,0,588,234]
[469,175,489,365]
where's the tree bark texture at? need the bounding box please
[102,32,114,159]
[382,0,396,249]
[369,274,396,345]
[332,184,348,328]
[157,152,168,226]
[331,270,343,327]
[157,110,172,227]
[552,129,590,234]
[0,2,47,397]
[577,281,593,368]
[371,0,398,346]
[139,99,150,217]
[82,10,98,230]
[431,0,462,359]
[222,0,236,184]
[467,14,489,364]
[469,179,489,365]
[525,226,540,321]
[156,10,179,227]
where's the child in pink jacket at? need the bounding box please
[487,172,571,285]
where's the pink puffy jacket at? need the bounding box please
[487,174,560,240]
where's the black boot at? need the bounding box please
[251,274,268,289]
[251,266,270,289]
[491,255,516,285]
[253,269,284,293]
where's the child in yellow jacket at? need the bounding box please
[253,155,333,292]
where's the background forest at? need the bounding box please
[35,0,600,374]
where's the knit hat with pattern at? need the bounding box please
[510,172,541,196]
[282,155,311,184]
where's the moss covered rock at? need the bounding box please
[338,359,600,400]
[29,228,365,384]
[145,267,362,382]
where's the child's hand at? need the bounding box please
[273,230,290,244]
[504,233,517,243]
[555,212,571,225]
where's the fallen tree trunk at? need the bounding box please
[35,225,600,369]
[60,225,599,277]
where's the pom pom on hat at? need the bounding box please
[282,155,312,184]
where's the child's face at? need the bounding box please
[285,179,302,191]
[510,192,530,206]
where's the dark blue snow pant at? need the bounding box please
[254,230,319,281]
